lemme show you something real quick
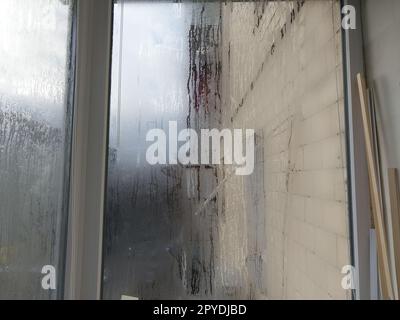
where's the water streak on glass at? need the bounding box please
[104,0,349,300]
[105,1,225,299]
[0,0,75,299]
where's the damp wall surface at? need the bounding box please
[102,0,352,300]
[218,0,351,299]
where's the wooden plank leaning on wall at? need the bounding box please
[388,168,400,298]
[357,73,394,300]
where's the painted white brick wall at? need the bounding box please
[216,0,351,299]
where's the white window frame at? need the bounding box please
[61,0,370,301]
[64,0,113,300]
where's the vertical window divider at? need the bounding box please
[65,0,113,300]
[341,0,371,300]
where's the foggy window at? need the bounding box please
[104,0,349,300]
[0,0,75,299]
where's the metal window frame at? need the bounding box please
[341,0,372,300]
[64,0,113,300]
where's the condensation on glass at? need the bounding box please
[0,0,75,299]
[104,0,350,300]
[104,0,265,300]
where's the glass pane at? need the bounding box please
[104,0,350,300]
[0,0,75,299]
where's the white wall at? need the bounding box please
[363,0,400,298]
[215,0,352,299]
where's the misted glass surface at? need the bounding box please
[0,0,75,299]
[104,1,350,300]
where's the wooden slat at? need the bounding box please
[369,88,384,228]
[357,73,394,300]
[388,168,400,298]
